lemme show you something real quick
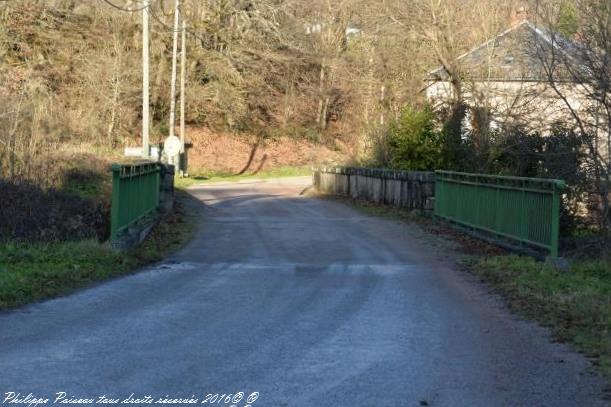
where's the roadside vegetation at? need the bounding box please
[0,139,197,310]
[0,190,197,310]
[467,255,611,379]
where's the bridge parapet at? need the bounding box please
[312,166,435,211]
[110,162,174,250]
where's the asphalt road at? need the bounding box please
[0,176,607,406]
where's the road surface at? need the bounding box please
[0,177,607,406]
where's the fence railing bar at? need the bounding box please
[110,162,161,241]
[436,170,566,187]
[436,215,553,250]
[434,170,565,257]
[435,179,559,195]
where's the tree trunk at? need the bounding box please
[364,55,375,126]
[316,58,326,129]
[107,65,120,146]
[321,95,330,131]
[379,84,386,126]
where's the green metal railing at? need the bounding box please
[435,171,566,257]
[110,162,160,241]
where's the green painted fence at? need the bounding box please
[110,162,160,241]
[434,171,565,257]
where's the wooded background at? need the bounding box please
[0,0,533,182]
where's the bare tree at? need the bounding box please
[531,0,611,233]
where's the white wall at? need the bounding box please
[426,79,610,160]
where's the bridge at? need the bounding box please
[0,175,605,406]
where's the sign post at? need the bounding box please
[163,135,181,167]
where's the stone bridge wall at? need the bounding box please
[312,167,435,211]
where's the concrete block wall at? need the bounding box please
[313,167,435,211]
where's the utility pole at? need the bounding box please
[168,0,180,142]
[179,17,187,175]
[142,0,150,157]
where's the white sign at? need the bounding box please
[164,135,181,157]
[124,146,143,157]
[150,146,160,160]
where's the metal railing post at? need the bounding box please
[110,164,121,241]
[550,182,562,258]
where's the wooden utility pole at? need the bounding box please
[179,18,188,175]
[179,19,186,162]
[142,0,150,157]
[168,0,180,142]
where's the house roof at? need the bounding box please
[428,20,586,82]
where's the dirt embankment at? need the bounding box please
[185,127,348,173]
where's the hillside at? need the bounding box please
[1,0,593,184]
[1,0,522,183]
[185,128,346,174]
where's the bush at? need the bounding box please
[366,124,393,167]
[387,105,443,171]
[0,180,110,242]
[490,127,544,177]
[490,125,590,235]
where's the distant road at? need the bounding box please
[0,176,606,406]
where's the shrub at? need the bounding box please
[0,180,110,242]
[490,125,590,235]
[365,124,393,167]
[387,105,443,171]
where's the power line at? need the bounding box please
[148,4,212,46]
[100,0,147,12]
[100,0,213,48]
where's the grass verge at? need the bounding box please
[175,166,311,189]
[466,255,611,379]
[0,191,198,310]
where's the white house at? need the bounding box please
[425,20,606,152]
